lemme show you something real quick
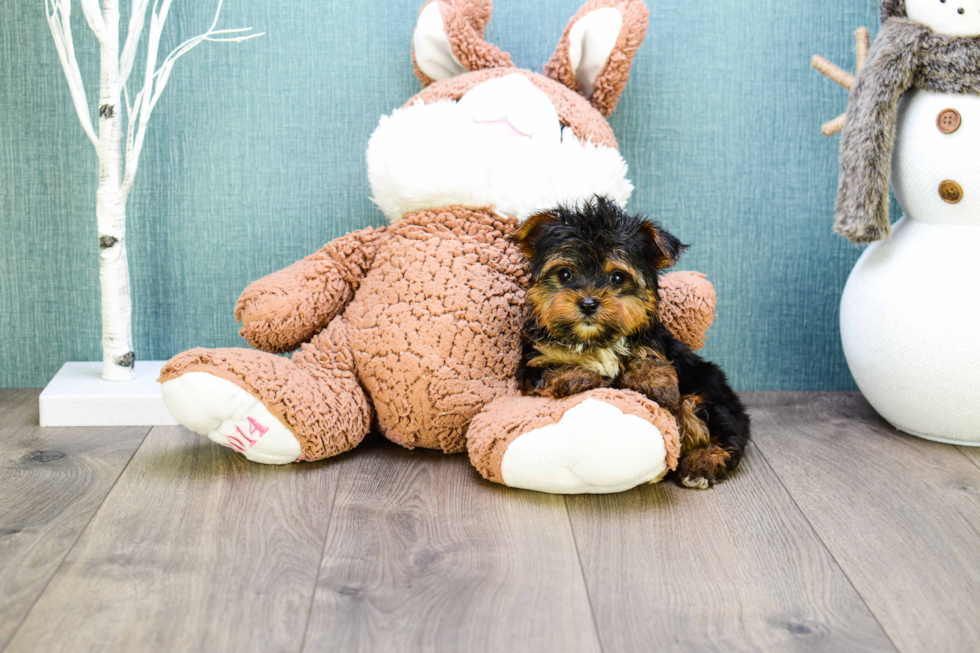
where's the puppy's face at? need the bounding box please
[515,198,685,347]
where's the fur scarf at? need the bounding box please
[836,11,980,243]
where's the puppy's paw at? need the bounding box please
[680,475,710,490]
[676,445,731,489]
[544,367,606,399]
[617,359,680,410]
[645,384,681,412]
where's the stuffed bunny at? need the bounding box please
[159,0,720,493]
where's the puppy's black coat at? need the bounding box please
[513,197,750,487]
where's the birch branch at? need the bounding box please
[78,0,107,43]
[119,0,151,86]
[122,0,263,193]
[123,0,170,193]
[45,0,98,148]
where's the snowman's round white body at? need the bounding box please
[840,1,980,444]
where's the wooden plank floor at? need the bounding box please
[750,393,980,652]
[0,391,148,651]
[1,389,978,652]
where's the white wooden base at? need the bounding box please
[39,361,179,427]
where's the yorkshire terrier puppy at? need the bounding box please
[513,197,750,488]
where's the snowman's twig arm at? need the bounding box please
[855,27,870,71]
[812,55,855,91]
[812,28,870,136]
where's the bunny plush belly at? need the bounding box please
[343,207,528,453]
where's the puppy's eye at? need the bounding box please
[557,268,573,283]
[610,271,628,286]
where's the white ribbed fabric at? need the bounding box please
[842,217,980,444]
[892,90,980,227]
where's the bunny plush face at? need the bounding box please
[886,0,980,35]
[367,0,649,223]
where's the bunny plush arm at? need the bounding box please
[657,271,716,351]
[234,226,389,353]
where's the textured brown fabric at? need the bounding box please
[543,0,649,117]
[408,67,619,150]
[344,207,528,453]
[411,0,513,86]
[158,317,373,462]
[466,387,681,485]
[438,0,514,73]
[234,226,388,353]
[658,271,716,352]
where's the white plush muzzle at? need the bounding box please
[367,74,633,223]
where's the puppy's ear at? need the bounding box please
[640,221,687,270]
[513,212,559,258]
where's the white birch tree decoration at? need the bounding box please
[45,0,262,381]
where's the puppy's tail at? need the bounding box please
[677,394,710,451]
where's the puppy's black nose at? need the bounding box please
[578,297,599,316]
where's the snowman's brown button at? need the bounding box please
[937,109,961,134]
[939,180,963,204]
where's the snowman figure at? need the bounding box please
[816,0,980,444]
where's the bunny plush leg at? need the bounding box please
[160,317,372,463]
[467,388,680,494]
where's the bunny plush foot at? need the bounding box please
[159,324,374,463]
[468,388,680,494]
[162,371,302,465]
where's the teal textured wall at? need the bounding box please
[0,0,880,389]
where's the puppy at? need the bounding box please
[513,197,750,488]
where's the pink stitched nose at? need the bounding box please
[457,74,562,146]
[473,119,531,141]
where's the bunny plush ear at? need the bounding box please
[544,0,648,117]
[411,0,514,86]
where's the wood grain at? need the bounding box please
[957,446,980,472]
[302,435,601,653]
[6,391,979,652]
[566,442,894,653]
[748,392,980,653]
[0,390,148,651]
[5,425,339,653]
